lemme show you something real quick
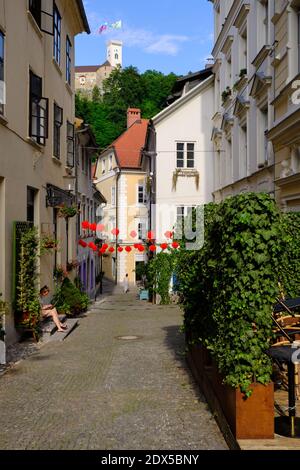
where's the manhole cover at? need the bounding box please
[116,335,141,341]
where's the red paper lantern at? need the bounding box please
[88,242,97,251]
[82,220,90,230]
[130,230,137,238]
[138,246,145,252]
[165,231,173,239]
[108,247,115,253]
[78,239,87,248]
[125,246,132,253]
[160,243,168,250]
[147,231,155,240]
[90,223,97,231]
[149,245,156,252]
[134,243,140,249]
[172,241,180,249]
[117,246,123,253]
[112,228,120,236]
[102,244,109,250]
[97,223,105,232]
[99,247,106,254]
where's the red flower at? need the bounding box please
[160,243,168,250]
[149,245,156,252]
[164,231,173,239]
[117,246,123,253]
[172,241,180,249]
[147,231,155,240]
[111,228,120,236]
[82,220,90,230]
[79,239,87,248]
[90,223,97,231]
[125,246,132,253]
[108,247,115,253]
[130,230,137,238]
[97,223,105,232]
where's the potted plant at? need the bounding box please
[40,234,59,255]
[53,265,68,283]
[66,259,79,272]
[221,87,232,104]
[58,204,78,218]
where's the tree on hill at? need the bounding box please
[75,66,178,150]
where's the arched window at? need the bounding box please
[115,53,119,60]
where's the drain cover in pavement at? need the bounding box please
[116,335,141,341]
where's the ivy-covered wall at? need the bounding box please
[176,193,300,396]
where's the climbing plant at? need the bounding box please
[147,251,178,304]
[15,227,40,332]
[177,193,292,397]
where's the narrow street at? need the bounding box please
[0,292,227,450]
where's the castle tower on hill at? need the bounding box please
[107,40,122,68]
[75,40,123,97]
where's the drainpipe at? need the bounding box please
[115,167,121,285]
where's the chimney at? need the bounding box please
[127,108,141,128]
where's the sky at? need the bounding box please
[76,0,214,76]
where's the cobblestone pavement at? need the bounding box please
[0,293,227,450]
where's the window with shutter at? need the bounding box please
[53,103,63,158]
[29,70,49,146]
[53,4,61,65]
[67,121,75,167]
[29,0,54,35]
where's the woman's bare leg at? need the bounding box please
[49,308,66,331]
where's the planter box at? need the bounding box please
[188,344,274,440]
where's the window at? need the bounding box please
[67,121,75,167]
[176,206,185,232]
[29,70,49,146]
[53,4,61,65]
[176,142,195,168]
[115,53,119,60]
[0,31,4,115]
[102,159,106,174]
[176,143,184,168]
[111,187,116,206]
[109,155,113,170]
[29,0,41,27]
[138,222,146,240]
[29,0,54,35]
[27,187,36,223]
[66,36,72,85]
[53,103,63,158]
[138,185,145,204]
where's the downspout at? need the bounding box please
[115,168,121,284]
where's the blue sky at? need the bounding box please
[76,0,214,76]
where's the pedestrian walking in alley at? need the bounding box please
[123,274,129,293]
[39,286,67,332]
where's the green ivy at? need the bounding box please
[15,227,41,334]
[177,193,300,397]
[147,251,177,304]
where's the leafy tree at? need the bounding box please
[76,66,178,150]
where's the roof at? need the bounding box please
[153,75,214,125]
[75,0,90,34]
[166,67,213,105]
[75,65,100,73]
[102,119,149,169]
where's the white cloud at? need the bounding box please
[83,7,189,56]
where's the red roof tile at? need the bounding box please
[75,65,99,73]
[112,119,149,169]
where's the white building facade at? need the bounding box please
[145,74,215,244]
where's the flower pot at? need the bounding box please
[187,344,274,440]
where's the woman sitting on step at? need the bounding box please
[39,286,67,332]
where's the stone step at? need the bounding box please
[47,319,78,342]
[40,315,67,336]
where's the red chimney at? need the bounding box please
[127,108,141,128]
